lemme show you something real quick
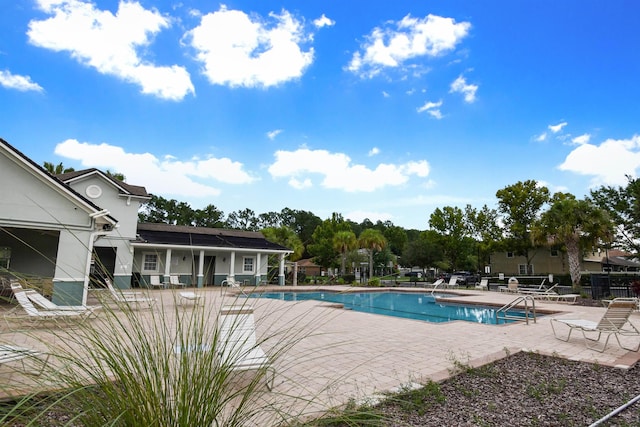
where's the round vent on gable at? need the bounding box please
[85,184,102,199]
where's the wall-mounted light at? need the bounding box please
[222,257,226,263]
[182,256,186,261]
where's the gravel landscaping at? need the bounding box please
[371,351,640,427]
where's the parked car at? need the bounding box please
[444,271,479,286]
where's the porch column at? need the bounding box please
[278,253,285,286]
[228,251,236,280]
[255,253,261,285]
[197,249,205,288]
[164,249,172,284]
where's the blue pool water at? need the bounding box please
[248,291,528,324]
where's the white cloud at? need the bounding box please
[0,70,44,92]
[382,90,390,98]
[368,147,380,156]
[559,135,640,187]
[186,6,315,88]
[348,14,470,78]
[535,133,547,142]
[313,14,334,28]
[571,133,591,145]
[267,129,283,140]
[28,0,194,101]
[267,148,430,192]
[54,139,256,197]
[548,122,567,133]
[449,75,477,103]
[417,99,443,119]
[289,177,312,189]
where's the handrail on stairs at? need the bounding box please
[496,295,537,325]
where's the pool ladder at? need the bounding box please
[496,295,537,325]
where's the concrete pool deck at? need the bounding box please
[2,285,640,421]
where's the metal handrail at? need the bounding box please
[496,295,537,325]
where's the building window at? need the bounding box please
[518,264,534,275]
[143,253,159,272]
[506,252,514,258]
[0,247,11,269]
[243,257,255,273]
[550,249,559,257]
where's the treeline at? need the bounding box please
[137,177,640,288]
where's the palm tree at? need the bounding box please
[43,161,74,174]
[332,230,357,275]
[532,193,614,290]
[358,229,387,278]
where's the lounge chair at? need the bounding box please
[150,275,166,289]
[169,275,187,288]
[445,276,459,288]
[0,344,42,364]
[222,277,248,296]
[8,283,93,321]
[0,344,48,374]
[24,288,101,314]
[551,299,640,352]
[179,291,203,306]
[104,279,156,307]
[475,278,489,291]
[218,305,274,389]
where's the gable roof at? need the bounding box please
[57,168,150,199]
[0,138,118,226]
[135,223,291,253]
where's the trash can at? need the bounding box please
[590,274,610,299]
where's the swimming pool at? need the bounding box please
[248,291,529,325]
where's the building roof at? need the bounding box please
[0,138,118,226]
[135,223,291,252]
[57,168,150,198]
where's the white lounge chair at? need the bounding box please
[218,305,274,389]
[445,276,459,288]
[222,277,248,296]
[104,279,156,307]
[179,291,203,306]
[8,283,92,321]
[551,299,640,352]
[475,278,489,290]
[169,275,187,288]
[0,344,48,374]
[150,275,166,289]
[0,344,42,364]
[24,288,101,314]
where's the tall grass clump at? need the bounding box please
[0,286,345,427]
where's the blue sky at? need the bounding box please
[2,1,640,230]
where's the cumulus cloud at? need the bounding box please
[559,135,640,187]
[368,147,380,156]
[548,122,567,133]
[313,14,334,28]
[267,148,430,192]
[186,6,315,88]
[347,14,470,78]
[449,75,477,103]
[0,70,44,92]
[571,133,591,145]
[27,0,194,101]
[417,99,443,119]
[267,129,283,140]
[54,139,255,197]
